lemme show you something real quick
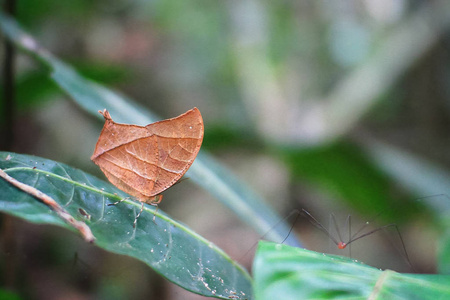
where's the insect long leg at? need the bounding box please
[345,223,414,271]
[237,209,301,264]
[331,213,344,247]
[280,209,301,244]
[346,215,352,256]
[301,209,339,246]
[349,211,384,241]
[392,224,415,272]
[300,208,414,271]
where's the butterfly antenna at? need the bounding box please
[302,209,339,246]
[173,177,190,187]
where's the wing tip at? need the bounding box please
[99,109,112,120]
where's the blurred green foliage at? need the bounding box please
[1,0,450,299]
[280,141,419,221]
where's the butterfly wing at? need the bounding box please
[91,110,159,201]
[91,108,203,201]
[145,107,204,196]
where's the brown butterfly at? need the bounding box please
[91,108,204,227]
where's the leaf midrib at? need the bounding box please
[5,166,120,199]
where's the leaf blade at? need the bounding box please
[253,241,450,300]
[0,152,252,299]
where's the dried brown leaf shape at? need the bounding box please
[91,108,204,205]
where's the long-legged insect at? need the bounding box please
[300,208,413,270]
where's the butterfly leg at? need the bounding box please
[107,197,130,206]
[133,202,145,228]
[149,194,163,224]
[151,204,159,224]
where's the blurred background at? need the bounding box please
[1,0,450,299]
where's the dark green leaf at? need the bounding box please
[0,152,252,299]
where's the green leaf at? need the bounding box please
[253,241,450,300]
[0,11,301,248]
[0,63,128,117]
[0,288,22,300]
[0,152,252,300]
